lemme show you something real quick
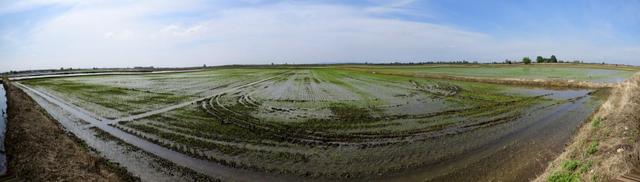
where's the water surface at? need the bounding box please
[0,85,7,175]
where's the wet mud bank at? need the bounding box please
[3,81,136,181]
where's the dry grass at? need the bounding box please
[4,80,136,181]
[535,73,640,181]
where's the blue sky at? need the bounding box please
[1,0,639,71]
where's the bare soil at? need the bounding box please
[4,81,136,181]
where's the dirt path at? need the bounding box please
[3,81,135,181]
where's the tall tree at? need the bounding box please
[536,56,544,63]
[523,57,532,64]
[550,55,558,63]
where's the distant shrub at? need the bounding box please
[523,57,532,64]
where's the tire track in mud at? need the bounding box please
[110,71,291,124]
[200,87,554,147]
[15,80,305,182]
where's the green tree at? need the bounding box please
[536,56,544,63]
[523,57,532,64]
[550,55,558,63]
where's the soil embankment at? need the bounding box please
[536,74,640,181]
[4,81,135,181]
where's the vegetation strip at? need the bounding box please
[340,66,619,89]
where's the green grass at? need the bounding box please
[586,141,599,155]
[343,64,638,83]
[549,171,580,182]
[562,160,581,171]
[22,79,190,113]
[549,159,594,182]
[548,160,582,182]
[591,117,602,128]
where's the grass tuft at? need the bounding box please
[548,171,580,182]
[591,117,602,128]
[586,141,599,155]
[562,160,581,171]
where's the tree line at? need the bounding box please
[522,55,566,64]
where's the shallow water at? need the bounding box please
[19,80,606,181]
[0,85,7,175]
[378,87,603,182]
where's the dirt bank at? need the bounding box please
[342,67,617,89]
[535,74,640,181]
[3,81,137,181]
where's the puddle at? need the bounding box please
[0,84,6,175]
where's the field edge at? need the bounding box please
[535,73,640,181]
[2,80,139,181]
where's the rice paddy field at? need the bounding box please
[17,64,639,181]
[345,64,638,83]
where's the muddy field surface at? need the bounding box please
[17,67,616,181]
[4,82,135,181]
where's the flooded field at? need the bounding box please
[346,64,638,83]
[17,67,613,181]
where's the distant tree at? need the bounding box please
[505,59,512,64]
[523,57,532,64]
[203,64,207,68]
[550,55,558,63]
[536,56,544,63]
[60,67,64,71]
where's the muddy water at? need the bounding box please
[0,85,6,175]
[381,87,603,182]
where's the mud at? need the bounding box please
[3,81,134,181]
